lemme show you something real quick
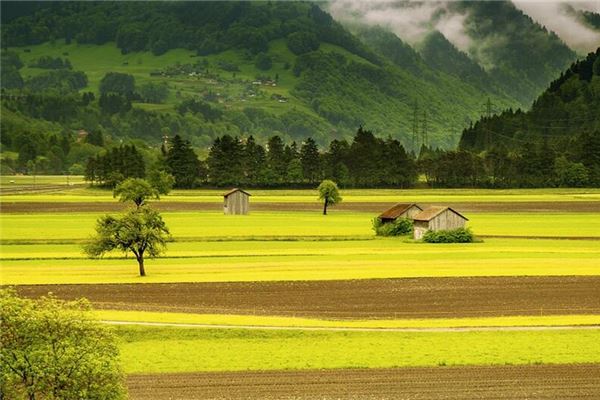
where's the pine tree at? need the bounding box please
[300,137,321,184]
[165,135,201,188]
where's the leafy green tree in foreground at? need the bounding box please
[85,207,170,276]
[318,179,342,215]
[0,289,126,400]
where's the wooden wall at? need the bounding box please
[224,191,249,215]
[413,209,466,240]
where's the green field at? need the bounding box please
[2,210,599,285]
[2,211,599,242]
[2,237,599,285]
[115,326,600,373]
[2,187,599,379]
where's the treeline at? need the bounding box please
[420,139,598,187]
[204,127,417,188]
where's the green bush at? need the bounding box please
[422,227,474,243]
[372,217,413,237]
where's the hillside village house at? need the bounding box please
[223,188,250,215]
[378,203,423,223]
[412,206,468,240]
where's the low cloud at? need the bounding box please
[327,1,453,45]
[513,1,600,53]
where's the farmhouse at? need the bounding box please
[223,188,250,215]
[413,206,468,240]
[378,203,423,224]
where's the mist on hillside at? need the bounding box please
[327,0,600,62]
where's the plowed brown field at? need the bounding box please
[15,276,600,318]
[2,201,599,213]
[126,364,600,399]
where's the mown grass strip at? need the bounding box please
[114,325,600,373]
[97,310,600,329]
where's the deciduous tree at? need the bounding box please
[0,289,126,400]
[317,179,342,215]
[84,207,170,276]
[113,178,159,207]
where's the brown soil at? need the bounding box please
[126,364,600,399]
[14,276,600,319]
[1,200,599,213]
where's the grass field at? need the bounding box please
[2,238,599,285]
[2,211,600,242]
[114,325,600,373]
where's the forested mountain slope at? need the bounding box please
[458,48,600,185]
[1,1,520,153]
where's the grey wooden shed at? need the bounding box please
[223,188,250,215]
[413,206,468,240]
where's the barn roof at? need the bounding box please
[378,203,422,220]
[223,188,251,197]
[413,206,468,222]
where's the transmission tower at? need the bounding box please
[421,109,428,148]
[412,101,419,152]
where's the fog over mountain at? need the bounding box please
[328,0,600,60]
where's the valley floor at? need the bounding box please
[1,184,599,398]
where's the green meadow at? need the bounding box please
[2,211,600,242]
[115,326,600,373]
[2,238,599,285]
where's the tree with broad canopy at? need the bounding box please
[84,206,170,276]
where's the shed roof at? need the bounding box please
[223,188,251,197]
[413,206,468,222]
[378,203,422,220]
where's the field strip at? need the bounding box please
[102,320,600,332]
[14,277,600,317]
[126,365,600,400]
[116,326,600,372]
[95,311,600,329]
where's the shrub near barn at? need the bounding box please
[423,228,474,243]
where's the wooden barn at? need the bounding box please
[223,188,250,215]
[378,203,423,223]
[413,206,468,240]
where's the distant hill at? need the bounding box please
[459,48,600,151]
[0,1,582,152]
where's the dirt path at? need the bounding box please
[127,364,600,399]
[15,276,600,319]
[2,200,599,213]
[102,320,600,332]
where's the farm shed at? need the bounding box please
[223,188,251,215]
[378,203,423,223]
[413,206,468,240]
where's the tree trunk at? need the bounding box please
[137,255,146,277]
[323,198,328,215]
